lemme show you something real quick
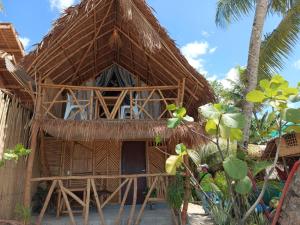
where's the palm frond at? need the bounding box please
[258,1,300,79]
[270,0,296,15]
[215,0,255,27]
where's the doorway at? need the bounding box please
[121,141,147,204]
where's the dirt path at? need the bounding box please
[187,203,214,225]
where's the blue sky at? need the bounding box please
[1,0,299,87]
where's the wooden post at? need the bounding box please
[23,77,42,208]
[177,78,185,107]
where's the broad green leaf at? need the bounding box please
[271,74,285,85]
[176,107,187,118]
[259,79,269,90]
[205,119,217,135]
[283,108,300,123]
[165,155,183,175]
[281,87,298,96]
[222,113,245,129]
[166,104,177,111]
[246,90,266,103]
[167,118,181,128]
[235,176,252,195]
[175,143,187,155]
[199,104,220,120]
[252,161,272,176]
[230,128,243,141]
[183,115,194,122]
[219,124,231,139]
[223,156,248,180]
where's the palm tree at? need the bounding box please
[216,0,300,147]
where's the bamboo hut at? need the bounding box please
[263,133,300,159]
[0,23,32,220]
[2,1,213,224]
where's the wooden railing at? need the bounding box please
[31,174,176,225]
[40,84,179,121]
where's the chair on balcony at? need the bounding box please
[64,93,88,120]
[119,94,139,119]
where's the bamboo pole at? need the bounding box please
[58,180,76,225]
[36,180,57,225]
[127,178,137,225]
[23,76,42,208]
[84,179,91,225]
[134,177,158,225]
[91,179,107,225]
[114,179,133,225]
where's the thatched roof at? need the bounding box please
[0,23,33,104]
[21,0,214,114]
[41,119,206,147]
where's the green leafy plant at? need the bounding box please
[0,144,31,167]
[163,75,300,224]
[166,174,185,210]
[15,203,32,225]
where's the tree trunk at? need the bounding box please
[242,0,268,148]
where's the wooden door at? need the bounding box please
[121,141,146,204]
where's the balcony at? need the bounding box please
[41,84,180,121]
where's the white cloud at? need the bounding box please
[209,47,217,54]
[293,59,300,70]
[49,0,76,11]
[181,41,217,75]
[201,31,210,38]
[19,37,30,50]
[221,67,240,89]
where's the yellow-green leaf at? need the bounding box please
[165,155,183,175]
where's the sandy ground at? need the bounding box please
[187,203,214,225]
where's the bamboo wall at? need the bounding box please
[0,91,31,219]
[42,137,167,203]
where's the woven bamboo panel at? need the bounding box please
[148,146,166,173]
[43,138,63,176]
[94,141,120,203]
[0,92,31,219]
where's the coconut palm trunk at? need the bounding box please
[242,0,268,148]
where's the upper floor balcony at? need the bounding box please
[41,83,181,121]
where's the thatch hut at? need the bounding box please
[0,23,32,220]
[1,0,213,224]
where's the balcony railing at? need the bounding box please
[31,173,175,225]
[40,84,179,121]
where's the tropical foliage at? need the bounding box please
[216,0,300,79]
[164,75,300,224]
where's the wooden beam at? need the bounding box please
[91,179,107,225]
[84,179,91,225]
[36,180,57,225]
[73,0,114,81]
[23,77,42,208]
[177,78,186,106]
[58,180,76,225]
[27,0,111,72]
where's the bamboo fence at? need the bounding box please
[0,91,31,219]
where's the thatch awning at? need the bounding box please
[20,0,214,115]
[0,24,33,105]
[41,119,205,147]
